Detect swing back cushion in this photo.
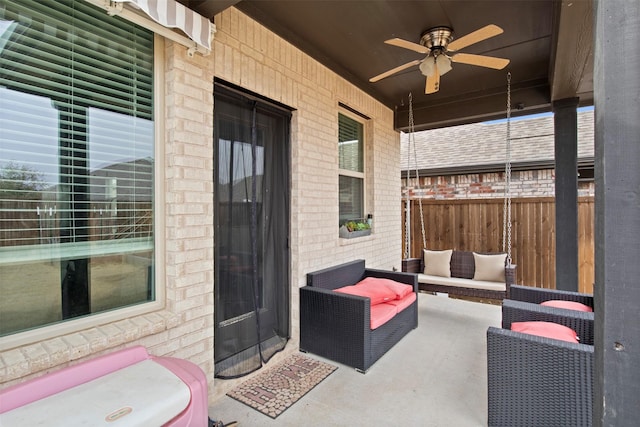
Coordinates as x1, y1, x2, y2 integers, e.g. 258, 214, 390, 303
473, 253, 507, 282
423, 249, 453, 277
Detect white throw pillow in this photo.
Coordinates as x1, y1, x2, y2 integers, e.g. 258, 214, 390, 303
423, 249, 453, 278
473, 252, 507, 282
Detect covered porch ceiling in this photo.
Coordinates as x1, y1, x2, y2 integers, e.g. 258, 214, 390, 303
180, 0, 593, 132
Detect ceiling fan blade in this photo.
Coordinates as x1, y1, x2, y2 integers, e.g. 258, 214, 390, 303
385, 38, 430, 54
369, 59, 421, 83
447, 24, 504, 52
425, 69, 440, 94
451, 53, 510, 69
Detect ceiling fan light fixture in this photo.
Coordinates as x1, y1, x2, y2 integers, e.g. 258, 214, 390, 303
436, 54, 452, 75
419, 57, 436, 77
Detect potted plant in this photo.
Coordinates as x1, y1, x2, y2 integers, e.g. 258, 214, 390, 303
339, 219, 371, 238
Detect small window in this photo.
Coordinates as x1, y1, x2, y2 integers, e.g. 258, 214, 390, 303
338, 113, 365, 225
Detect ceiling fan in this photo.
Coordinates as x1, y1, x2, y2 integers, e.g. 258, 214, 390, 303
370, 24, 510, 94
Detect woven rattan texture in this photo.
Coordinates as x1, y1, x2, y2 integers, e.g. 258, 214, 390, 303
450, 250, 475, 279
301, 260, 418, 372
487, 327, 593, 426
510, 284, 594, 307
502, 299, 595, 344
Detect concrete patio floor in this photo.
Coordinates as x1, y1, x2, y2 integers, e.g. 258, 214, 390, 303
208, 293, 501, 426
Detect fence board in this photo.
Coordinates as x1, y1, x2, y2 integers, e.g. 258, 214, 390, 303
402, 197, 594, 293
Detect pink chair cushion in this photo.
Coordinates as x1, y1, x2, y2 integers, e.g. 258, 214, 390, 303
540, 300, 593, 312
511, 321, 579, 343
370, 303, 398, 329
356, 277, 413, 299
335, 283, 396, 306
384, 292, 417, 313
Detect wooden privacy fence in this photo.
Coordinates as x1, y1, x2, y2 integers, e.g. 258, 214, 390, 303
402, 197, 595, 294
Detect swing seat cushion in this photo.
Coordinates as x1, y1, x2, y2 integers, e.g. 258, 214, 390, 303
417, 274, 507, 292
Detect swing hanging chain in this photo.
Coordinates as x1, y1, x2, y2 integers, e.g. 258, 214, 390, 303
502, 72, 513, 265
404, 93, 413, 259
408, 93, 427, 253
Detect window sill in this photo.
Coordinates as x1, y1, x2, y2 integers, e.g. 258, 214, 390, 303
0, 310, 179, 385
339, 229, 371, 239
339, 232, 374, 246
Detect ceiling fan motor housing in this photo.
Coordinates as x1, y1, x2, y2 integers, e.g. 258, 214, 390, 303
420, 26, 453, 51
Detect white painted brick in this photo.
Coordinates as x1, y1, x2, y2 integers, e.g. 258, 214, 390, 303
40, 338, 72, 367
1, 348, 29, 381
80, 328, 109, 352
61, 334, 91, 361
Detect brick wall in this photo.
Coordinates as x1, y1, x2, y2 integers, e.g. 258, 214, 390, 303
0, 6, 401, 404
403, 169, 595, 199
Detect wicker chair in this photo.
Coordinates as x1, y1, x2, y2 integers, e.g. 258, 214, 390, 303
510, 284, 594, 309
300, 260, 418, 373
487, 299, 594, 427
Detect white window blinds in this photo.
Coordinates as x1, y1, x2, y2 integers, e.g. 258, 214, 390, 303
0, 0, 154, 260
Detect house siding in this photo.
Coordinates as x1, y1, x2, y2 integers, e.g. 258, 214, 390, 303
0, 6, 400, 403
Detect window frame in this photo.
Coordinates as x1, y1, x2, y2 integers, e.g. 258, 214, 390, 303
0, 29, 165, 351
338, 109, 367, 227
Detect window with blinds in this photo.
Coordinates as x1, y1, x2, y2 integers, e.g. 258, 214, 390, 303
338, 112, 365, 224
0, 0, 155, 336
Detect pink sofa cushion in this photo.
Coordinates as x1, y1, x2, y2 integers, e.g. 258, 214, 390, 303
385, 292, 417, 313
356, 277, 413, 299
541, 300, 593, 312
370, 303, 398, 329
511, 321, 579, 343
335, 282, 396, 306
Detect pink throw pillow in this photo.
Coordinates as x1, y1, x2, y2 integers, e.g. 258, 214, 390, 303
540, 300, 593, 312
385, 292, 417, 313
511, 321, 579, 343
356, 277, 413, 299
335, 283, 396, 306
370, 303, 397, 329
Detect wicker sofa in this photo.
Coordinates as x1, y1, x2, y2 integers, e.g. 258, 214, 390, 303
300, 259, 418, 373
402, 250, 516, 301
487, 298, 594, 426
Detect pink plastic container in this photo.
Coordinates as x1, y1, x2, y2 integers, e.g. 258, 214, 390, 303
0, 346, 208, 427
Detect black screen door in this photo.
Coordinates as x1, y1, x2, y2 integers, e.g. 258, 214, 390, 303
213, 84, 290, 378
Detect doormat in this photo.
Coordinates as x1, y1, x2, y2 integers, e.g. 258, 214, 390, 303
226, 353, 337, 419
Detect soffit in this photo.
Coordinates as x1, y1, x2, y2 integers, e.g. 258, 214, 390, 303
179, 0, 594, 132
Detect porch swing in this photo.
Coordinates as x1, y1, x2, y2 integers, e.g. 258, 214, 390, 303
401, 74, 517, 301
